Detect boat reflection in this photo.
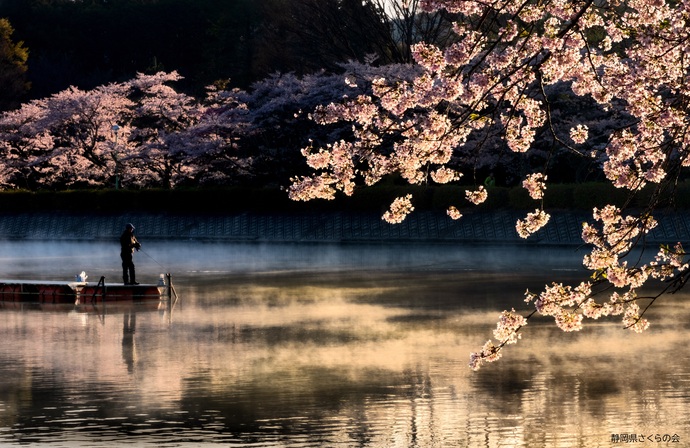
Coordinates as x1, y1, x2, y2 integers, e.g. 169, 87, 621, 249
0, 298, 167, 314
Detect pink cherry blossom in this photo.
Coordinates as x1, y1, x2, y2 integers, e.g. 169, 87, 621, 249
446, 206, 462, 220
515, 209, 550, 238
465, 186, 487, 205
493, 309, 527, 344
569, 124, 589, 144
522, 173, 547, 200
382, 194, 415, 224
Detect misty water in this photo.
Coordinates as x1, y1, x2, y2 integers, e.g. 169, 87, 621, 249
0, 240, 687, 447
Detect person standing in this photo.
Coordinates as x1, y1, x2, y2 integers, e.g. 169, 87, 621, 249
120, 223, 141, 285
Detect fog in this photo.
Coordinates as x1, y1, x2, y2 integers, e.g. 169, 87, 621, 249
0, 240, 588, 282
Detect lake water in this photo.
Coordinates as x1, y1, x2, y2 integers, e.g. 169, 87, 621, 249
0, 240, 687, 447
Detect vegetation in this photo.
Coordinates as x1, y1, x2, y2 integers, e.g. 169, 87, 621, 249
0, 17, 29, 111
1, 181, 688, 214
0, 0, 454, 99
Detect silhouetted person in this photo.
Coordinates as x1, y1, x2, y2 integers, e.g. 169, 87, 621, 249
120, 223, 141, 285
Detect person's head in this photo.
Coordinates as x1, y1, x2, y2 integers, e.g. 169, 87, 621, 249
125, 223, 135, 232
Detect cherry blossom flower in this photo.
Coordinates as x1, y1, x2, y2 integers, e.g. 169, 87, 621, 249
382, 194, 415, 224
493, 309, 527, 344
446, 206, 462, 220
569, 124, 589, 144
623, 303, 650, 333
288, 174, 337, 201
555, 311, 584, 332
650, 243, 689, 280
522, 173, 547, 200
515, 209, 550, 238
465, 186, 487, 205
430, 166, 460, 184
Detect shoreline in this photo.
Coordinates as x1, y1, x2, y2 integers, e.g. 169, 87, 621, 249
0, 210, 687, 246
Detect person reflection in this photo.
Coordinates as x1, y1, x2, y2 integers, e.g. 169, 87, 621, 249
122, 309, 137, 374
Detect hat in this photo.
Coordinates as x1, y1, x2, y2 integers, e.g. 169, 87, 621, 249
125, 223, 135, 230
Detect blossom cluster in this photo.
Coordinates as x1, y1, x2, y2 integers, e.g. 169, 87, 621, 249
470, 309, 527, 371
382, 194, 415, 224
569, 124, 589, 145
522, 173, 547, 200
515, 209, 550, 238
446, 206, 462, 220
465, 186, 487, 205
582, 205, 658, 289
650, 243, 689, 281
471, 204, 690, 370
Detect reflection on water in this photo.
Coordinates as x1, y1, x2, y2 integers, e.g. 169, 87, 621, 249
0, 241, 686, 447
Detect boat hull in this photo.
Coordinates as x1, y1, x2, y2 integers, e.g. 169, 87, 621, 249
0, 280, 165, 304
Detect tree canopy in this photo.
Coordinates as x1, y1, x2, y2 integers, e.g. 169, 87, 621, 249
0, 0, 452, 99
0, 64, 421, 190
0, 17, 29, 111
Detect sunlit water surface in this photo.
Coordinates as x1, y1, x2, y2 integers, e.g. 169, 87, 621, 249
0, 241, 687, 447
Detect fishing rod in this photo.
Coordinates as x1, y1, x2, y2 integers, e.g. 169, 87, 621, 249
138, 247, 166, 271
138, 247, 180, 305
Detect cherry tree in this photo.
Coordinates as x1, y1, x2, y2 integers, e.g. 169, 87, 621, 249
0, 82, 133, 188
126, 71, 254, 187
237, 62, 423, 185
0, 71, 254, 189
288, 0, 690, 370
127, 71, 204, 188
0, 100, 51, 188
174, 84, 254, 186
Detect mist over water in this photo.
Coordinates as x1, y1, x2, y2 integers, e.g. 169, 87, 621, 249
0, 239, 586, 280
0, 240, 686, 447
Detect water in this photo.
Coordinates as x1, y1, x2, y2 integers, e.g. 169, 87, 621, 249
0, 241, 686, 447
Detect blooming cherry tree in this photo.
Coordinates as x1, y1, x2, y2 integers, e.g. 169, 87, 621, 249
127, 71, 199, 188
0, 71, 254, 189
289, 0, 690, 369
0, 82, 133, 188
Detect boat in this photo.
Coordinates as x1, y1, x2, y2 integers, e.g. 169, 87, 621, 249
0, 274, 175, 305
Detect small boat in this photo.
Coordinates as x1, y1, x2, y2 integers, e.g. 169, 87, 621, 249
0, 274, 174, 305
